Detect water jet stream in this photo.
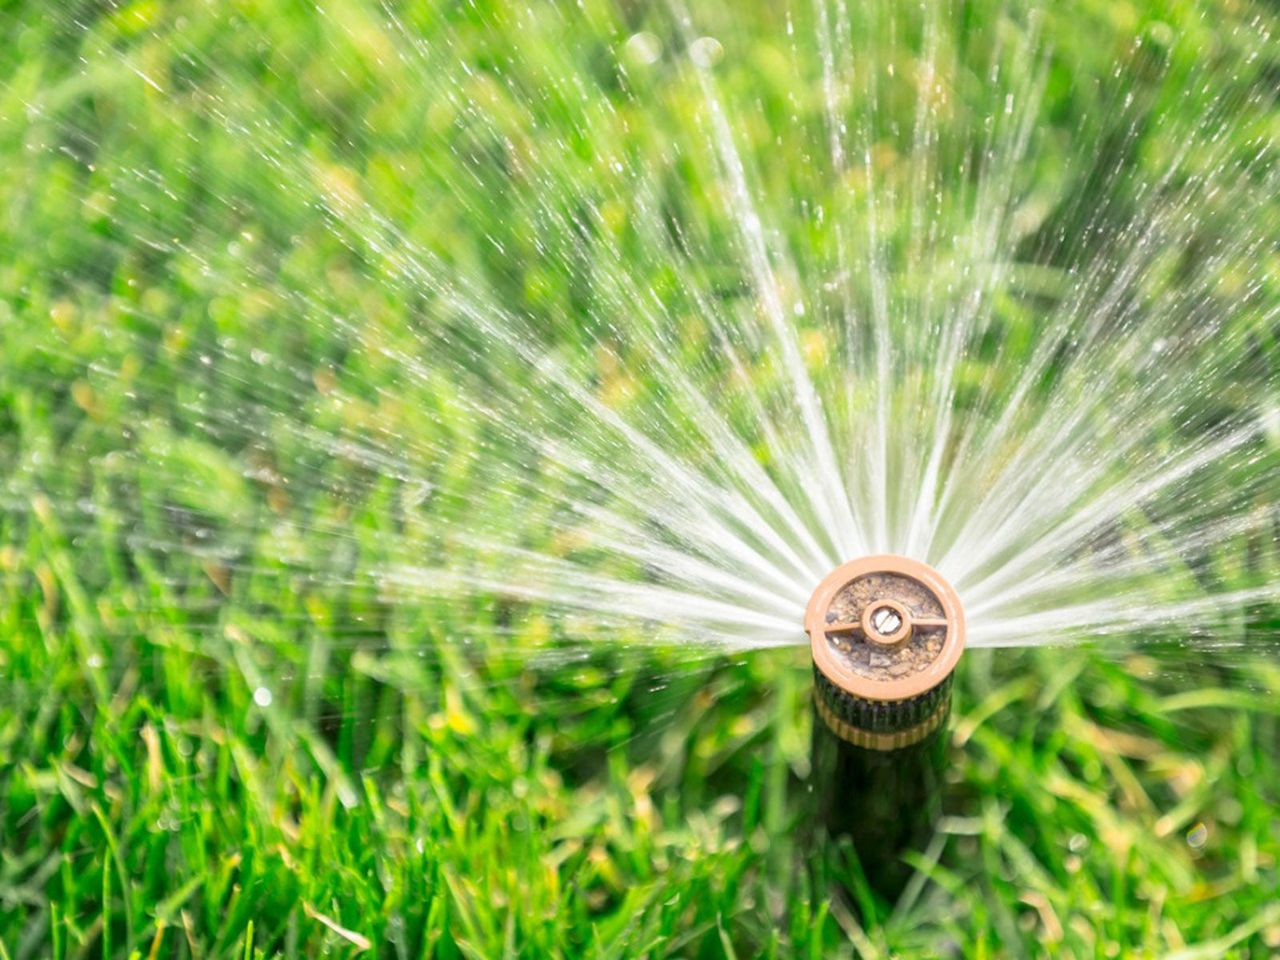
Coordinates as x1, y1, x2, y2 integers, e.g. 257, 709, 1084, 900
3, 0, 1276, 664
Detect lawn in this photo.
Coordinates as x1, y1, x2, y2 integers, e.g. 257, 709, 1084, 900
1, 0, 1278, 957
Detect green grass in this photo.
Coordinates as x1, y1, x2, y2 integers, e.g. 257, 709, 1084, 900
2, 0, 1279, 956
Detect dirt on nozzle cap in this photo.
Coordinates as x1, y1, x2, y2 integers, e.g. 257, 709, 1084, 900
805, 554, 965, 703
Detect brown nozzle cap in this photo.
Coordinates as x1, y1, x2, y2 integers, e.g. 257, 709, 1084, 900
805, 554, 965, 702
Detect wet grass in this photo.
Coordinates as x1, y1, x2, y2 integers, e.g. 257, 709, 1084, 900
2, 0, 1279, 957
3, 562, 1278, 957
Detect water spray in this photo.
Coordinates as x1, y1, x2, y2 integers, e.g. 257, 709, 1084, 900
804, 555, 964, 895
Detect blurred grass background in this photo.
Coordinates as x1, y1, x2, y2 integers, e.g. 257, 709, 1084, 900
2, 0, 1279, 957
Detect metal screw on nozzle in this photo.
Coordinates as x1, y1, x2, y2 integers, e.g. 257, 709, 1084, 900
871, 605, 901, 636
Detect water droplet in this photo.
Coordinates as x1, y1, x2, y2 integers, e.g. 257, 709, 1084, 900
253, 686, 273, 707
689, 36, 723, 68
624, 32, 661, 66
1186, 822, 1208, 848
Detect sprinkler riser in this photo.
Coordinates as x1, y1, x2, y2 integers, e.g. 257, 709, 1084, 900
804, 555, 963, 899
809, 698, 948, 898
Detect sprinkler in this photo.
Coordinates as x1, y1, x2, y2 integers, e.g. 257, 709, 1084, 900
804, 555, 964, 897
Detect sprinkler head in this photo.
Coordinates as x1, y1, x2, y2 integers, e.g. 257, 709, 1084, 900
805, 555, 964, 749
